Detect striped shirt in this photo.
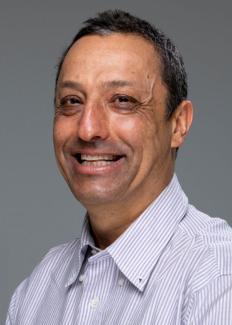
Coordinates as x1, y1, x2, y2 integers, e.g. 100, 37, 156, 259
6, 175, 232, 324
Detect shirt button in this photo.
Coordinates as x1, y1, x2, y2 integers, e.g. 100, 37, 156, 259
89, 297, 100, 308
79, 274, 86, 283
118, 278, 124, 286
91, 249, 98, 255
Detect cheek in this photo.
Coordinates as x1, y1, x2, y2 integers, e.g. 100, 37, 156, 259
53, 124, 63, 152
53, 120, 73, 178
53, 118, 74, 148
53, 125, 70, 166
110, 114, 160, 166
115, 120, 145, 163
111, 114, 149, 145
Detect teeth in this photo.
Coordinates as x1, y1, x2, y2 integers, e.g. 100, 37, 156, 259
82, 161, 114, 166
81, 154, 116, 161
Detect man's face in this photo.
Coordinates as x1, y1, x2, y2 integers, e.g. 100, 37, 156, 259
54, 33, 176, 207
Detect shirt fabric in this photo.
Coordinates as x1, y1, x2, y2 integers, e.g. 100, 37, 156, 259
6, 175, 232, 324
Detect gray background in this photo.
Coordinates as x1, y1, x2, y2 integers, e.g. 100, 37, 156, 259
1, 0, 231, 322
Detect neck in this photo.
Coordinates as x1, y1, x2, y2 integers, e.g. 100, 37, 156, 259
86, 171, 174, 249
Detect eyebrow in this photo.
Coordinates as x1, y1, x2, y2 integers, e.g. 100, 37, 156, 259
58, 80, 83, 90
101, 80, 135, 89
58, 79, 135, 91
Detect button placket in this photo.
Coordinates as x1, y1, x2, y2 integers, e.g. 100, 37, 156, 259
89, 296, 100, 309
118, 278, 124, 287
79, 274, 86, 283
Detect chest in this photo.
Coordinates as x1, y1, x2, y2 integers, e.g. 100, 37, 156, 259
40, 257, 188, 324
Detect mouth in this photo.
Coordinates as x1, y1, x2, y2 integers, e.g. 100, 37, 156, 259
74, 153, 124, 167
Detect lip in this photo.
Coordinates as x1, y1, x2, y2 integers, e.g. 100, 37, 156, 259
70, 148, 124, 156
69, 153, 126, 175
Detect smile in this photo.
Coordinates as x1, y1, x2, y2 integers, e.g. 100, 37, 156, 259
76, 154, 122, 165
70, 153, 125, 175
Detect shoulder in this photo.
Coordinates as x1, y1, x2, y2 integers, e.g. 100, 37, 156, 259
28, 238, 81, 282
178, 206, 232, 324
7, 239, 81, 323
178, 205, 232, 289
38, 238, 81, 269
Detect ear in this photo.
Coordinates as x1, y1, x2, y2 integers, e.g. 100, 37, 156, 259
170, 100, 193, 149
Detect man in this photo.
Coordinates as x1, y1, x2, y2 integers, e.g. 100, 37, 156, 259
6, 9, 232, 324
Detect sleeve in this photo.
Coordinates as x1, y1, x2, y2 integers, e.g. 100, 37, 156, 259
5, 308, 13, 325
5, 291, 17, 325
187, 275, 232, 325
5, 279, 27, 325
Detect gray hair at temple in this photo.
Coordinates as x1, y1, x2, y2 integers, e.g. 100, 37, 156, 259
55, 9, 188, 118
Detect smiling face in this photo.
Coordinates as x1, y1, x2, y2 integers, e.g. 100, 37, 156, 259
54, 33, 178, 209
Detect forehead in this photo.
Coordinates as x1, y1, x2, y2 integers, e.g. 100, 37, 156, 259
59, 33, 162, 86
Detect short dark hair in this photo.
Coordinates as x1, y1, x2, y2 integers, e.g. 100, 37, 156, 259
55, 9, 188, 118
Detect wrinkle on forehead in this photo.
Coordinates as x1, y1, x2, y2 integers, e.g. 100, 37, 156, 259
60, 34, 161, 85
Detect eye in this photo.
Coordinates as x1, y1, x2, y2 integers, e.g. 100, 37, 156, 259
59, 96, 82, 108
111, 94, 139, 112
56, 95, 83, 115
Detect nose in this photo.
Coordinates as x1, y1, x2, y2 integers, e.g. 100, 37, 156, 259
77, 103, 110, 142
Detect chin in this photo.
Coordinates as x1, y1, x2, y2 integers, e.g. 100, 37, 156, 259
71, 185, 124, 207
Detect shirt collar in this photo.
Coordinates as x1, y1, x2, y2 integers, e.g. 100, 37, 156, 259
65, 174, 188, 290
64, 217, 95, 287
107, 174, 188, 291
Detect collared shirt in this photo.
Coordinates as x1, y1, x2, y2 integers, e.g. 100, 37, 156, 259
6, 175, 232, 324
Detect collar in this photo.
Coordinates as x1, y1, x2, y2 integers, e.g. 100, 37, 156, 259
107, 174, 188, 291
65, 174, 188, 290
64, 218, 96, 287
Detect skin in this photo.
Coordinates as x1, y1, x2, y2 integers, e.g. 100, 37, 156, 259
54, 33, 193, 249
